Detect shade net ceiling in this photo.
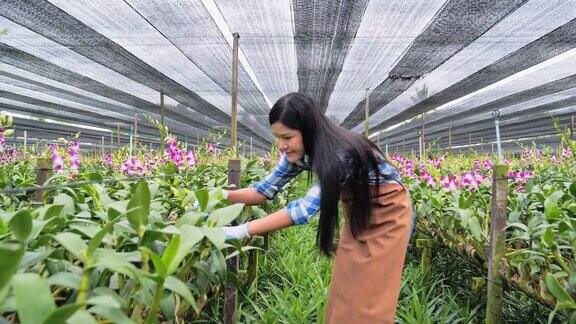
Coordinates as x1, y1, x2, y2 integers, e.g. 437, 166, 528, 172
1, 0, 575, 153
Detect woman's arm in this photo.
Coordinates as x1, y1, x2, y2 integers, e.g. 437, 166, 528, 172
247, 208, 293, 236
226, 187, 268, 205
224, 208, 293, 239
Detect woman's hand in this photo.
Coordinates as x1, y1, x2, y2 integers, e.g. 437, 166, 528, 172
223, 223, 250, 240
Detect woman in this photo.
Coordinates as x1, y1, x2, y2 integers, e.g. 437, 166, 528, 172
222, 93, 413, 323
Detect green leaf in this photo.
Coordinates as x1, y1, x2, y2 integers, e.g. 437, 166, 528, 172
203, 227, 225, 249
555, 300, 576, 311
544, 191, 564, 220
194, 189, 209, 211
467, 217, 483, 241
47, 272, 82, 290
177, 210, 204, 226
161, 235, 180, 273
164, 276, 198, 314
55, 232, 88, 262
9, 209, 32, 242
93, 250, 138, 278
542, 227, 555, 248
86, 215, 122, 260
569, 182, 576, 199
165, 226, 203, 275
41, 205, 64, 220
546, 272, 575, 304
53, 193, 75, 216
210, 248, 227, 283
0, 241, 24, 289
142, 247, 167, 278
12, 273, 56, 324
43, 304, 83, 324
208, 203, 245, 226
65, 310, 98, 324
86, 295, 122, 309
88, 305, 131, 324
126, 180, 151, 230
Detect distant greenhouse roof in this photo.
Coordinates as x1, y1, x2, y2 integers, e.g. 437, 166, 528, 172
0, 0, 575, 153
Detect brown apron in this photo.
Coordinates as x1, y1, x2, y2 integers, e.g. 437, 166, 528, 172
324, 183, 412, 324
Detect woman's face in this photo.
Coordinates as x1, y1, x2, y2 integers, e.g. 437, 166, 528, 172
271, 122, 305, 163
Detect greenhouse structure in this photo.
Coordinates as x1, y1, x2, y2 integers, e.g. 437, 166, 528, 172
0, 0, 575, 323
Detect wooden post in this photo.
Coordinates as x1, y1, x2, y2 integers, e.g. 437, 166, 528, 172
230, 33, 240, 157
23, 131, 27, 151
481, 137, 484, 152
250, 137, 253, 156
224, 159, 241, 324
35, 158, 52, 203
160, 93, 165, 151
224, 32, 241, 324
486, 165, 508, 324
101, 136, 105, 156
110, 131, 114, 152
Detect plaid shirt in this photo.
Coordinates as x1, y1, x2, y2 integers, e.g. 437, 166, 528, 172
250, 152, 403, 225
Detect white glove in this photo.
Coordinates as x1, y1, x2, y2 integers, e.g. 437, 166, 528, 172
224, 223, 250, 240
222, 189, 229, 200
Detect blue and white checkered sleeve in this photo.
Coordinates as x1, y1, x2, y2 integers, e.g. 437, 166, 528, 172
250, 154, 303, 199
285, 182, 321, 225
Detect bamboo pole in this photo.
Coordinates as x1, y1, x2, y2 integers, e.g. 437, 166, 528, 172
486, 165, 508, 324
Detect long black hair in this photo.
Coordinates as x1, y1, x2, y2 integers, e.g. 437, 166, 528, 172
269, 92, 387, 255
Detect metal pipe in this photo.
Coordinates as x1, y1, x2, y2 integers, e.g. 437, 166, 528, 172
493, 109, 503, 162
364, 88, 370, 137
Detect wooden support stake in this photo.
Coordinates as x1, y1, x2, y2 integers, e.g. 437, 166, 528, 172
224, 159, 241, 324
486, 165, 508, 324
571, 115, 575, 139
35, 158, 52, 203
